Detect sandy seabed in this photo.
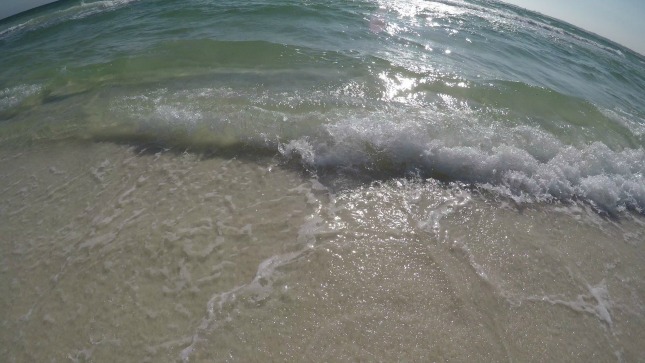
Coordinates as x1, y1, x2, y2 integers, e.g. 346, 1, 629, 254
1, 141, 644, 362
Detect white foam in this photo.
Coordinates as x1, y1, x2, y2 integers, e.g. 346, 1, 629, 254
179, 250, 305, 362
108, 85, 644, 214
525, 280, 614, 327
279, 138, 316, 166
0, 84, 42, 111
280, 110, 645, 213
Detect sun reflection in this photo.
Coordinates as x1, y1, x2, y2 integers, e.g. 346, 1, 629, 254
379, 72, 418, 101
377, 0, 467, 19
371, 0, 468, 37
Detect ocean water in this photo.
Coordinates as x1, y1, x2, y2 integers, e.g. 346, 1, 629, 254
1, 0, 644, 361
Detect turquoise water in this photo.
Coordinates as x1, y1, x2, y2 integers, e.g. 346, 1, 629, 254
1, 1, 645, 361
2, 0, 644, 212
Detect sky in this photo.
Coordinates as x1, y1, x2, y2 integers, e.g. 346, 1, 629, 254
0, 0, 644, 55
502, 0, 645, 55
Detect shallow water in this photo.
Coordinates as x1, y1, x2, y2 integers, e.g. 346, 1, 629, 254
2, 141, 644, 361
1, 0, 645, 361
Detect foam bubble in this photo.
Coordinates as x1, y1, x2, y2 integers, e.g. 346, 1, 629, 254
282, 111, 645, 213
0, 84, 42, 112
103, 83, 644, 215
524, 280, 614, 327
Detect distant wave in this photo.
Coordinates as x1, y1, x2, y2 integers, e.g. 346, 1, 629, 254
0, 0, 59, 21
0, 0, 138, 39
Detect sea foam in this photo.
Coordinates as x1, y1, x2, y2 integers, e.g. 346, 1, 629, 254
282, 111, 645, 213
103, 83, 645, 214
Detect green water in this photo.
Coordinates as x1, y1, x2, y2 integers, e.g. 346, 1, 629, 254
1, 0, 645, 361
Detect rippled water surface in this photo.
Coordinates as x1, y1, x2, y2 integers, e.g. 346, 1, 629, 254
1, 0, 644, 361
